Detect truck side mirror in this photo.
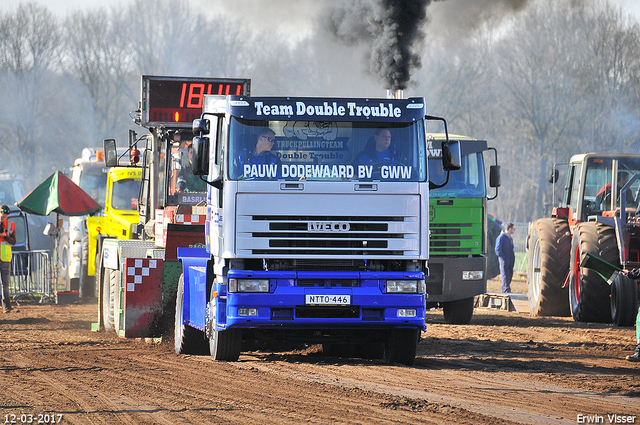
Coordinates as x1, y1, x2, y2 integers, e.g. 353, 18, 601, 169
442, 141, 461, 171
489, 165, 501, 188
548, 168, 559, 183
191, 136, 209, 176
193, 118, 210, 135
104, 139, 118, 167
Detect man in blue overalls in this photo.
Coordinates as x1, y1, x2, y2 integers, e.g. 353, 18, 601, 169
495, 223, 516, 293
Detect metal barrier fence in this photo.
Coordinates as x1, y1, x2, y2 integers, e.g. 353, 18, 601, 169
8, 250, 56, 302
513, 222, 531, 271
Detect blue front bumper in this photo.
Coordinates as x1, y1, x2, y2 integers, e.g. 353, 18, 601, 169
219, 270, 426, 331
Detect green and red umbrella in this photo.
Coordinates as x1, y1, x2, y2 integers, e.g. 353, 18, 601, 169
17, 171, 100, 216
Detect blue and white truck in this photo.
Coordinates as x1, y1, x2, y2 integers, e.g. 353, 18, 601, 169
174, 94, 459, 365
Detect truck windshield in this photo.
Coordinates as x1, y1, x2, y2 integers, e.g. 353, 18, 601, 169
78, 170, 107, 207
227, 117, 427, 182
583, 157, 640, 213
112, 179, 140, 210
428, 153, 487, 198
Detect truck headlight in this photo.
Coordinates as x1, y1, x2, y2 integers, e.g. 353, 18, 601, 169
387, 280, 424, 294
229, 278, 270, 293
462, 271, 483, 280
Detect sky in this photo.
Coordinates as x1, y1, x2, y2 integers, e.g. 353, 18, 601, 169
3, 0, 640, 27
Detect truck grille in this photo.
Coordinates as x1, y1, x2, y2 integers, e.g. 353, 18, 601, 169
246, 215, 408, 256
236, 193, 421, 258
430, 223, 481, 255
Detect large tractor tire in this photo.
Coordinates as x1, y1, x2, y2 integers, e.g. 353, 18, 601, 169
611, 273, 638, 327
527, 218, 571, 316
207, 285, 241, 361
174, 274, 209, 355
442, 297, 475, 324
569, 222, 616, 323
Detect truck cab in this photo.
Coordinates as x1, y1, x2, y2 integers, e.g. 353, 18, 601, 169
86, 167, 142, 294
175, 95, 459, 365
426, 134, 500, 324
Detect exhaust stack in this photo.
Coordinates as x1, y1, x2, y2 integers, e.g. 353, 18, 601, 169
387, 89, 404, 100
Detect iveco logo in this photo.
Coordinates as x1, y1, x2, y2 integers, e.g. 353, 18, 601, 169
308, 222, 350, 232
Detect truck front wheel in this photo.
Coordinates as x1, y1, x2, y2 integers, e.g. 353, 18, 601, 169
208, 285, 241, 361
569, 222, 616, 323
611, 273, 638, 327
442, 297, 475, 324
527, 218, 571, 316
384, 328, 419, 366
174, 274, 209, 355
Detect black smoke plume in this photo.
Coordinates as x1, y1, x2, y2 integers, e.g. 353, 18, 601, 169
327, 0, 431, 90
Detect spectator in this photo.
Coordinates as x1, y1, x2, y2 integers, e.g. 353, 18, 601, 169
625, 269, 640, 362
0, 205, 16, 313
495, 222, 516, 293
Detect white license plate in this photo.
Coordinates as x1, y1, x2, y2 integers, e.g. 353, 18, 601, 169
305, 294, 351, 305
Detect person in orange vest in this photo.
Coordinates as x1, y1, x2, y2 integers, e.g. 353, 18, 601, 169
0, 205, 16, 313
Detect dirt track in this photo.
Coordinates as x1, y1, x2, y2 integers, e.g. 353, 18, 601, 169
1, 300, 639, 424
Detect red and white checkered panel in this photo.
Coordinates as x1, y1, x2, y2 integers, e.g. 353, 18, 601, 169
123, 258, 163, 338
125, 258, 160, 291
176, 214, 206, 225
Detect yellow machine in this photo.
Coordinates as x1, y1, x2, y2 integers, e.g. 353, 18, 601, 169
86, 167, 142, 278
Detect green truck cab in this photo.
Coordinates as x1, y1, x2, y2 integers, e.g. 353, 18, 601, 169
86, 167, 142, 278
426, 134, 500, 324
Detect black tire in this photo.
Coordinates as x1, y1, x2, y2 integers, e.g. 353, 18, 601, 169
569, 222, 616, 323
102, 268, 115, 331
527, 218, 571, 316
174, 274, 209, 355
384, 328, 419, 366
79, 235, 94, 299
611, 273, 638, 327
442, 297, 475, 324
208, 284, 241, 361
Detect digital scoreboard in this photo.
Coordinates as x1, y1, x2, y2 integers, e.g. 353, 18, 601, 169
140, 75, 251, 127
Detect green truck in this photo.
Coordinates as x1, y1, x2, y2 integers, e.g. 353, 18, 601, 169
426, 134, 500, 324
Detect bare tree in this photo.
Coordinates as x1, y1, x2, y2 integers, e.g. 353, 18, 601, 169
62, 7, 137, 140
0, 2, 64, 185
123, 0, 203, 75
491, 1, 602, 220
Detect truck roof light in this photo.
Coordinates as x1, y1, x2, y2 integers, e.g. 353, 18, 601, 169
130, 149, 140, 165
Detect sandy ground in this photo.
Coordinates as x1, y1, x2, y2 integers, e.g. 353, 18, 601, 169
2, 286, 639, 425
